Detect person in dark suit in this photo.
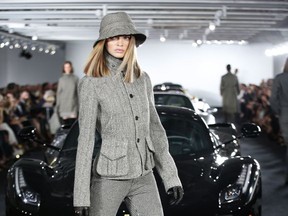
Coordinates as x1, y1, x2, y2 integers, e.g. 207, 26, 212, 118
220, 64, 240, 123
270, 57, 288, 185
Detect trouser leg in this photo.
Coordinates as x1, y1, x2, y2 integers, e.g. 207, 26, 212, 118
89, 177, 130, 216
124, 172, 164, 216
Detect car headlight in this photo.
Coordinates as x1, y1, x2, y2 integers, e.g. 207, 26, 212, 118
219, 164, 252, 205
15, 167, 40, 208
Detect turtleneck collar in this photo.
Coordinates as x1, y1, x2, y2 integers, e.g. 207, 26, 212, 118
105, 51, 123, 76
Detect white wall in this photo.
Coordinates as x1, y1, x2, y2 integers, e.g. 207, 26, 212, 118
273, 55, 288, 76
0, 48, 8, 88
66, 40, 273, 107
0, 47, 65, 88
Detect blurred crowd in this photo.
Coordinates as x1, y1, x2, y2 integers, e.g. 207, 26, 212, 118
238, 79, 283, 144
0, 82, 57, 168
0, 77, 285, 169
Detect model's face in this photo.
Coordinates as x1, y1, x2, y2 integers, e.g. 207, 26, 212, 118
105, 35, 131, 59
64, 63, 72, 74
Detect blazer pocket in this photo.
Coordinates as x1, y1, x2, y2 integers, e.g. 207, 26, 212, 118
145, 136, 155, 170
96, 140, 129, 177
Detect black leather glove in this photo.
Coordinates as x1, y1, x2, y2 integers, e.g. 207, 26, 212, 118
167, 186, 184, 205
74, 207, 89, 216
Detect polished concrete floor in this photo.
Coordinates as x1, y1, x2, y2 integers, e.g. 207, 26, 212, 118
0, 113, 288, 216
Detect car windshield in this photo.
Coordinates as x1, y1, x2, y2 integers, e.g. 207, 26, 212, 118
159, 114, 213, 156
154, 94, 194, 110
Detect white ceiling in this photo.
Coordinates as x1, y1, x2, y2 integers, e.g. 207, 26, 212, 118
0, 0, 288, 45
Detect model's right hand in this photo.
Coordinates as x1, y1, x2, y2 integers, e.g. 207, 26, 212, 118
74, 207, 89, 216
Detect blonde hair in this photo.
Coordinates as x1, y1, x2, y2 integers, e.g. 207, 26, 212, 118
84, 36, 142, 83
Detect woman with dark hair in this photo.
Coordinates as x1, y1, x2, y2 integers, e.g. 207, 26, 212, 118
73, 12, 183, 216
55, 61, 79, 121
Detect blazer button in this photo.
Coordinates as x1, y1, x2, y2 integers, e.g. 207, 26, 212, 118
137, 138, 140, 143
129, 94, 134, 98
135, 116, 139, 120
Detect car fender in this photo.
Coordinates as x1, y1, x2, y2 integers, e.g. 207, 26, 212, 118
6, 158, 54, 214
216, 156, 261, 213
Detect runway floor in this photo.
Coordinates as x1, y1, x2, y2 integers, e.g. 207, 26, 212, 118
0, 114, 288, 216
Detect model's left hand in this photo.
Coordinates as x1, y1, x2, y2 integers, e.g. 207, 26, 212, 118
74, 207, 89, 216
167, 186, 184, 205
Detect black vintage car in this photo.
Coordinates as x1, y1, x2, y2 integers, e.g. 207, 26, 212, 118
6, 106, 262, 216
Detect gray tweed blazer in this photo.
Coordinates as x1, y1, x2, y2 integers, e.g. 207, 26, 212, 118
73, 54, 182, 207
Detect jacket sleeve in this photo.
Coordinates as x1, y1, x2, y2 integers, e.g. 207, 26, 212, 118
73, 76, 98, 207
144, 72, 182, 192
55, 77, 63, 110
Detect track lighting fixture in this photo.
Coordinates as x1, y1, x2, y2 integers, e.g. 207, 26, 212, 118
0, 30, 59, 55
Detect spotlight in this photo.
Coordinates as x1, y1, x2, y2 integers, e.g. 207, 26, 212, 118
14, 43, 21, 48
192, 41, 198, 47
196, 39, 202, 45
32, 35, 38, 40
209, 22, 216, 31
160, 35, 166, 42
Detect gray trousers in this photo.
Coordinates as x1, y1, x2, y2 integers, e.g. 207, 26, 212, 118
89, 172, 164, 216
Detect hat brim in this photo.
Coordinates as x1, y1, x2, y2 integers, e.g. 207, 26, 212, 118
93, 32, 146, 48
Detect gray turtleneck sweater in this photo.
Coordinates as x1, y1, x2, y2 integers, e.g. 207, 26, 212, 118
73, 54, 182, 207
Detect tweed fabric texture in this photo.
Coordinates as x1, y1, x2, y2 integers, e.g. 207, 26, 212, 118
73, 54, 182, 207
56, 73, 79, 117
89, 172, 163, 216
93, 12, 146, 47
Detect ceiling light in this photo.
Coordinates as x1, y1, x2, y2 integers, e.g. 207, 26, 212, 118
192, 41, 198, 47
32, 35, 38, 40
0, 31, 60, 55
160, 35, 166, 42
14, 43, 21, 48
196, 39, 202, 45
50, 50, 56, 55
209, 22, 216, 31
265, 42, 288, 56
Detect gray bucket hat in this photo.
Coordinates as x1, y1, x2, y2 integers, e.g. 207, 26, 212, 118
93, 12, 146, 47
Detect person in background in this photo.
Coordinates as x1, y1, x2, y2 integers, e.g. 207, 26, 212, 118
73, 12, 183, 216
55, 61, 79, 122
220, 64, 240, 123
270, 57, 288, 185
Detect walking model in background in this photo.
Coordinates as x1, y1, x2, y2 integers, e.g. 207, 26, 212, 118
270, 57, 288, 185
73, 12, 183, 216
56, 61, 79, 121
220, 64, 240, 123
